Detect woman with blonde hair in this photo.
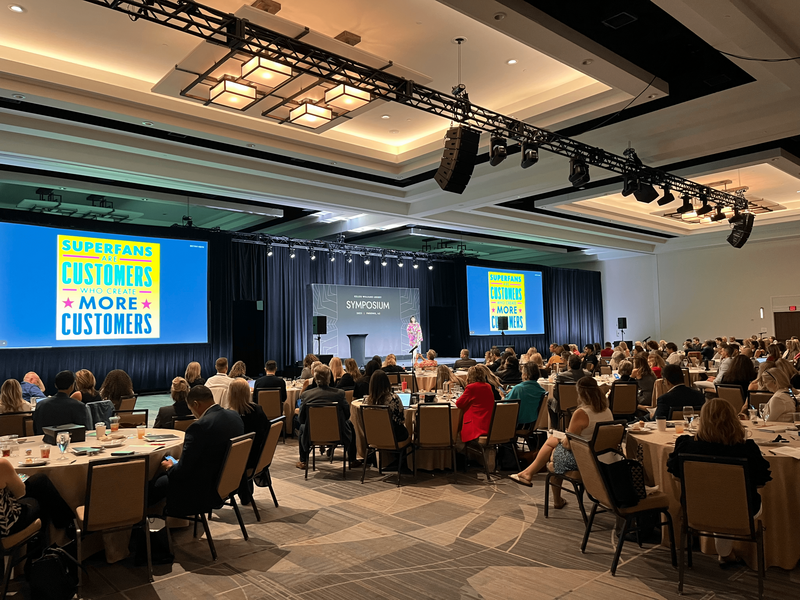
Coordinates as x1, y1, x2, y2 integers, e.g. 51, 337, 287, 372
381, 353, 405, 373
154, 377, 192, 429
647, 352, 666, 379
436, 365, 462, 391
667, 399, 771, 564
99, 369, 134, 410
511, 377, 613, 502
475, 364, 505, 399
0, 380, 32, 414
229, 360, 249, 380
329, 357, 345, 385
228, 379, 268, 504
336, 358, 360, 390
618, 341, 630, 358
73, 369, 101, 404
184, 361, 205, 388
20, 372, 46, 402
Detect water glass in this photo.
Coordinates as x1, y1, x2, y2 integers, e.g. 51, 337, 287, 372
682, 406, 695, 424
0, 444, 10, 458
56, 432, 70, 461
759, 403, 769, 422
749, 408, 759, 423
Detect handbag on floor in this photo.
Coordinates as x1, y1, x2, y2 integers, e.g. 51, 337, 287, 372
596, 450, 647, 509
27, 545, 80, 600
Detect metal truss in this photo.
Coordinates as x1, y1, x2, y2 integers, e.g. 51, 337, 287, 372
83, 0, 746, 210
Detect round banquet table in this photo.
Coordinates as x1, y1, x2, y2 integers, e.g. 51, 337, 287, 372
625, 421, 800, 570
400, 371, 437, 392
351, 398, 461, 470
16, 428, 184, 563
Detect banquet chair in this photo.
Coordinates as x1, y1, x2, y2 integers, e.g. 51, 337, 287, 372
569, 428, 677, 576
676, 454, 765, 598
386, 373, 400, 385
115, 408, 149, 428
748, 391, 772, 412
0, 412, 33, 438
75, 456, 151, 585
670, 409, 688, 420
244, 417, 284, 521
414, 403, 457, 483
609, 383, 638, 420
163, 433, 255, 561
257, 389, 285, 443
556, 383, 579, 430
118, 396, 137, 412
360, 405, 415, 486
600, 365, 612, 375
469, 399, 520, 480
345, 390, 355, 404
306, 404, 346, 480
681, 368, 692, 388
0, 518, 41, 599
173, 415, 196, 431
716, 384, 745, 415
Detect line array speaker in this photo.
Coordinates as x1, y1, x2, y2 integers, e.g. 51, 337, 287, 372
727, 213, 755, 248
434, 126, 480, 194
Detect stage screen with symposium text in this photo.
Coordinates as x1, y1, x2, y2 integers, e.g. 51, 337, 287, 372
466, 265, 545, 335
311, 284, 420, 358
0, 222, 208, 349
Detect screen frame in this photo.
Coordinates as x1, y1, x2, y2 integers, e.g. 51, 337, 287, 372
465, 264, 545, 336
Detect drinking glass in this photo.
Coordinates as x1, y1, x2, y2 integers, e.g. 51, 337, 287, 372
95, 422, 106, 438
56, 432, 70, 461
0, 444, 10, 458
137, 425, 146, 439
110, 416, 120, 432
39, 445, 50, 459
674, 420, 686, 434
759, 403, 769, 422
748, 408, 758, 423
682, 406, 695, 425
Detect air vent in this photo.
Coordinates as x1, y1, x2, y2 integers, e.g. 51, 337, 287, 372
602, 12, 638, 29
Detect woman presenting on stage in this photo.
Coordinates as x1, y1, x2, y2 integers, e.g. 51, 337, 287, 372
407, 315, 423, 354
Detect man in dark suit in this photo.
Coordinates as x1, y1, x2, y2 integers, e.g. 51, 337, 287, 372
33, 370, 92, 434
149, 385, 244, 515
296, 365, 360, 470
454, 349, 477, 370
653, 364, 705, 420
252, 360, 287, 404
487, 349, 502, 372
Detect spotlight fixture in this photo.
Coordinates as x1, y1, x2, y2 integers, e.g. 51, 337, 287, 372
397, 258, 404, 267
675, 194, 694, 214
489, 135, 507, 167
209, 78, 257, 109
381, 254, 388, 267
266, 243, 273, 256
330, 254, 335, 262
346, 252, 352, 263
413, 258, 419, 269
288, 102, 332, 128
621, 173, 639, 197
289, 245, 296, 259
241, 56, 293, 86
364, 256, 371, 265
310, 249, 316, 260
520, 141, 539, 169
324, 84, 371, 110
568, 157, 590, 187
428, 263, 434, 271
696, 194, 713, 216
710, 207, 726, 222
657, 186, 675, 206
634, 183, 659, 204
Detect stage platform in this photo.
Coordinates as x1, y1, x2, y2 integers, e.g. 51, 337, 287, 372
395, 356, 459, 367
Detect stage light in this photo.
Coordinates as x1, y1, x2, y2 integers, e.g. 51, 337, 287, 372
676, 194, 694, 214
696, 194, 713, 216
657, 186, 675, 206
209, 79, 257, 109
568, 157, 590, 187
381, 254, 388, 267
324, 84, 371, 110
346, 252, 352, 263
397, 258, 404, 267
413, 259, 419, 269
520, 141, 538, 169
289, 245, 296, 259
288, 102, 332, 128
634, 184, 659, 203
621, 173, 638, 197
310, 249, 316, 260
364, 256, 370, 265
241, 56, 293, 86
710, 207, 726, 222
428, 263, 434, 271
489, 135, 507, 167
330, 254, 335, 262
266, 243, 273, 256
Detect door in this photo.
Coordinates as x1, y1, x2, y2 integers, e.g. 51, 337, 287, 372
774, 312, 800, 340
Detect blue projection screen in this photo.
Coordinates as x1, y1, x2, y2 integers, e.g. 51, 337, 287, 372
466, 265, 545, 335
0, 222, 208, 349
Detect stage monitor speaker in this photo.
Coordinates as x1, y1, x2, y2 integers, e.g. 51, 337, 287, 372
497, 316, 509, 331
617, 317, 627, 330
727, 213, 755, 248
434, 126, 480, 194
313, 315, 327, 335
317, 354, 333, 365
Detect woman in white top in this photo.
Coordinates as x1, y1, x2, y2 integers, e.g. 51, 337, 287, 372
510, 377, 613, 507
0, 380, 32, 414
762, 368, 797, 422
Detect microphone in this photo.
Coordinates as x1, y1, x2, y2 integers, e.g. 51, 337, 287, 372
642, 336, 651, 343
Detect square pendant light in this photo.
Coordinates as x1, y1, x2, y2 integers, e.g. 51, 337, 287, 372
324, 84, 371, 110
289, 102, 332, 128
209, 79, 257, 109
241, 56, 293, 86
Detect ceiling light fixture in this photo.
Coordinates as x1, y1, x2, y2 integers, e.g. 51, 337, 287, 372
209, 78, 257, 109
634, 182, 659, 203
413, 258, 419, 269
8, 5, 25, 13
346, 252, 352, 263
428, 263, 434, 271
489, 134, 507, 166
696, 193, 713, 216
710, 207, 727, 222
288, 102, 332, 128
289, 244, 296, 259
520, 141, 539, 169
676, 194, 694, 214
266, 243, 273, 256
397, 258, 404, 268
657, 186, 675, 206
381, 114, 390, 119
310, 249, 316, 260
506, 59, 517, 65
142, 121, 154, 126
381, 254, 388, 267
568, 157, 590, 187
364, 256, 371, 265
324, 84, 371, 110
330, 253, 335, 262
241, 56, 293, 86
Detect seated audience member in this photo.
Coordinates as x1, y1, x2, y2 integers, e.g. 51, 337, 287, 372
99, 369, 135, 410
594, 343, 603, 356
436, 365, 462, 391
494, 351, 512, 376
228, 379, 269, 504
487, 348, 502, 371
206, 357, 233, 406
692, 337, 703, 351
476, 364, 505, 400
154, 377, 192, 429
631, 356, 657, 407
328, 357, 345, 386
617, 360, 634, 382
557, 355, 591, 387
455, 367, 496, 449
546, 346, 565, 368
600, 342, 614, 358
511, 377, 613, 503
229, 361, 250, 380
618, 341, 631, 358
299, 354, 319, 380
653, 364, 705, 420
648, 352, 666, 379
296, 365, 360, 470
454, 349, 477, 370
366, 370, 408, 442
252, 360, 287, 404
415, 350, 438, 370
701, 340, 716, 362
354, 359, 381, 399
666, 399, 771, 565
610, 349, 626, 370
33, 370, 93, 434
716, 355, 756, 401
665, 342, 682, 365
505, 363, 546, 428
300, 361, 322, 395
381, 354, 406, 374
762, 368, 797, 422
149, 385, 244, 514
582, 345, 599, 372
646, 340, 660, 354
72, 369, 102, 404
185, 361, 205, 388
336, 358, 360, 390
499, 356, 523, 386
772, 357, 799, 388
0, 380, 32, 414
518, 347, 533, 366
20, 372, 46, 403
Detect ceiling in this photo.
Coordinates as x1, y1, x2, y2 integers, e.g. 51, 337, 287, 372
1, 0, 800, 266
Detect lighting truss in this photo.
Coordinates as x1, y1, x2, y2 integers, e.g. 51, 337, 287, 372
81, 0, 746, 211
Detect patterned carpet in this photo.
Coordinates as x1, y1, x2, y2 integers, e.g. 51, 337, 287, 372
36, 438, 800, 599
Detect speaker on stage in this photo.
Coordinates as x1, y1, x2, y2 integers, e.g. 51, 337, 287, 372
313, 315, 327, 335
497, 316, 509, 331
433, 126, 480, 194
617, 317, 627, 330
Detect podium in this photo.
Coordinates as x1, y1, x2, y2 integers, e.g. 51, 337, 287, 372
346, 333, 368, 367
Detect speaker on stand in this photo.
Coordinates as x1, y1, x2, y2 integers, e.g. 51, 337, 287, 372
312, 316, 327, 355
433, 126, 480, 194
498, 316, 509, 339
617, 317, 627, 342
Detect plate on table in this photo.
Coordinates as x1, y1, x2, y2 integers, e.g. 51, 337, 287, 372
756, 441, 788, 447
19, 459, 48, 467
627, 428, 654, 435
100, 440, 126, 449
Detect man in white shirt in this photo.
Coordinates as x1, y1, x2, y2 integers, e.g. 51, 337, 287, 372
205, 357, 232, 407
665, 342, 683, 365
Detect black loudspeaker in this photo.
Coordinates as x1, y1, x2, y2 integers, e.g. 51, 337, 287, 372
618, 317, 627, 329
497, 316, 509, 331
433, 126, 480, 194
727, 213, 755, 248
312, 315, 327, 335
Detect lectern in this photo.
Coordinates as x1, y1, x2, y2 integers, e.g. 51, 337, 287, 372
346, 333, 368, 367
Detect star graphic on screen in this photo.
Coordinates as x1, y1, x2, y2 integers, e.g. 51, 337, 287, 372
142, 300, 152, 309
63, 298, 73, 308
491, 307, 496, 313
